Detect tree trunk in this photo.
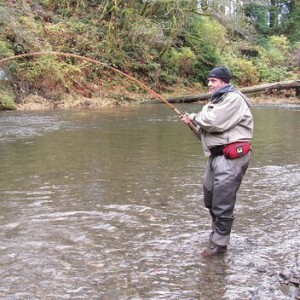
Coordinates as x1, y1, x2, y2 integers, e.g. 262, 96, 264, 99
165, 80, 300, 103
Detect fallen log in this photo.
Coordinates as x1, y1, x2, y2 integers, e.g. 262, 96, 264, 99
166, 80, 300, 103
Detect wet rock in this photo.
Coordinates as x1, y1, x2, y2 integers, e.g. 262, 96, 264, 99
249, 289, 260, 300
279, 254, 300, 299
256, 266, 267, 273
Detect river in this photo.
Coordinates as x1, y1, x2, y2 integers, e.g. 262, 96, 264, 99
0, 103, 299, 300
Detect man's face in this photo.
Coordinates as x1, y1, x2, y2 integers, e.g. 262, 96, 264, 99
207, 78, 227, 94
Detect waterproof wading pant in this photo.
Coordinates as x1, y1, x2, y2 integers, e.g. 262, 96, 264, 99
203, 153, 250, 246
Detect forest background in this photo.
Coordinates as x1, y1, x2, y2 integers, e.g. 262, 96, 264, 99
0, 0, 299, 110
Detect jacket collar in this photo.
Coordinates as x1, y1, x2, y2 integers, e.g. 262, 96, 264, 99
211, 84, 235, 103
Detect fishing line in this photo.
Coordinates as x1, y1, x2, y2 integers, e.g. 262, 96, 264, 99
0, 51, 200, 136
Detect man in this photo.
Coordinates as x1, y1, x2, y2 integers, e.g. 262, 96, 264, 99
182, 66, 253, 257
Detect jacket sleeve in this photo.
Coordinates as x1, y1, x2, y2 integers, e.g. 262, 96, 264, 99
195, 93, 246, 133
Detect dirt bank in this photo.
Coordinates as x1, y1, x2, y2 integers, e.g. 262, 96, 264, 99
15, 89, 300, 111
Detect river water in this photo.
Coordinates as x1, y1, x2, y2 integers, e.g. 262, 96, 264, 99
0, 103, 299, 300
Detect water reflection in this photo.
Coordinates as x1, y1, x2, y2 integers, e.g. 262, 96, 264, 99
0, 104, 299, 299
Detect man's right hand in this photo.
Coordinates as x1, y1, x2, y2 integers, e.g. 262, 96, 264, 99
181, 113, 196, 125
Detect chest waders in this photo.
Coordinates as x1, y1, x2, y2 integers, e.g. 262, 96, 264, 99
203, 153, 250, 246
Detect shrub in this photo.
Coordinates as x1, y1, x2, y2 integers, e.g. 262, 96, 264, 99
227, 58, 260, 86
171, 47, 196, 77
0, 40, 14, 58
0, 83, 16, 110
256, 62, 291, 82
20, 55, 81, 100
0, 95, 16, 110
254, 35, 292, 82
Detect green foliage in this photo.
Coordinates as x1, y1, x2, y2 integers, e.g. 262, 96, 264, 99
21, 55, 81, 100
281, 1, 300, 42
158, 71, 178, 85
168, 47, 196, 77
0, 5, 47, 53
0, 82, 16, 110
185, 16, 227, 53
184, 13, 227, 75
39, 0, 87, 16
0, 95, 16, 110
176, 47, 197, 77
193, 43, 220, 82
124, 16, 166, 59
225, 58, 260, 86
0, 0, 298, 105
27, 55, 79, 79
256, 62, 290, 82
269, 35, 291, 53
45, 21, 93, 53
0, 41, 14, 58
253, 35, 292, 82
223, 33, 294, 85
244, 1, 300, 44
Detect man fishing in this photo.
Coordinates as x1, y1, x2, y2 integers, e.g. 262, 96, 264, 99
182, 66, 254, 257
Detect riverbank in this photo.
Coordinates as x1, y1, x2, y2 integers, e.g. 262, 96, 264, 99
15, 85, 300, 111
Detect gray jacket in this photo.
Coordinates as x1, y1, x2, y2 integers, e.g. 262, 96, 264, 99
193, 86, 254, 156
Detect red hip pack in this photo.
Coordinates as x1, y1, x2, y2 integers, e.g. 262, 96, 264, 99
223, 142, 251, 159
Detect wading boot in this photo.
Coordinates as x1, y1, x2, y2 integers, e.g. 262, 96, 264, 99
201, 243, 227, 258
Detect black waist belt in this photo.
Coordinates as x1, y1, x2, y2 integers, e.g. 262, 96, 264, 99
210, 145, 224, 156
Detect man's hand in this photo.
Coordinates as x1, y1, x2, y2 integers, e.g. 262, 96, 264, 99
181, 113, 196, 125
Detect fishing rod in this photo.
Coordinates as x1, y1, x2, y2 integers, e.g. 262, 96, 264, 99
0, 51, 200, 137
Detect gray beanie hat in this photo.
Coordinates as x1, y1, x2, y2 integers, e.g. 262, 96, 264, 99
208, 67, 232, 83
